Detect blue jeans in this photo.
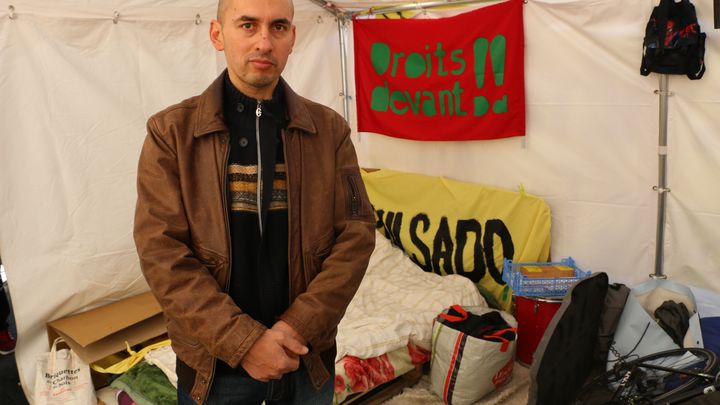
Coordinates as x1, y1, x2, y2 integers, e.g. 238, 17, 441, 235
178, 367, 334, 405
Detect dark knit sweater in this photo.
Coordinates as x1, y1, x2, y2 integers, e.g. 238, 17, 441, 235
215, 73, 290, 375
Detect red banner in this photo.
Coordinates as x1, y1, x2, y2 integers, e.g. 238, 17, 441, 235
353, 0, 525, 141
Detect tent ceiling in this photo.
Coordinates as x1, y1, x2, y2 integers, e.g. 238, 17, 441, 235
6, 0, 491, 19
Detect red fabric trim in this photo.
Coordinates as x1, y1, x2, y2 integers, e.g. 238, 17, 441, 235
443, 332, 465, 402
482, 327, 518, 353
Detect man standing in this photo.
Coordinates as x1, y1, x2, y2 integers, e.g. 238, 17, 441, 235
133, 0, 376, 403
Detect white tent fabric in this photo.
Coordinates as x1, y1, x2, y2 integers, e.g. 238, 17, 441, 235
0, 0, 718, 400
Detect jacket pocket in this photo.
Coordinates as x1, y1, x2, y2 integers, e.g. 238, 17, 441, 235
168, 319, 212, 379
167, 318, 200, 349
192, 245, 226, 278
303, 230, 334, 280
341, 170, 374, 221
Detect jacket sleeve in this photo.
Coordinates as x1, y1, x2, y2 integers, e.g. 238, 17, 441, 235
133, 117, 265, 368
279, 119, 376, 351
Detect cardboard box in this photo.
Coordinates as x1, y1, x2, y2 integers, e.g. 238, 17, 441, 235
47, 291, 167, 365
519, 265, 575, 279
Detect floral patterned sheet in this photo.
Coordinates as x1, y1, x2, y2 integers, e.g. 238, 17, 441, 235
334, 342, 430, 404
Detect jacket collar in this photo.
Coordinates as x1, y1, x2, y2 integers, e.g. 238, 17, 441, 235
193, 71, 317, 138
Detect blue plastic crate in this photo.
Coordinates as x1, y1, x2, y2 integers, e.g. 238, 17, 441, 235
502, 257, 591, 298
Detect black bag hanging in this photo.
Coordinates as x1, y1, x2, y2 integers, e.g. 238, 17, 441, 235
640, 0, 706, 80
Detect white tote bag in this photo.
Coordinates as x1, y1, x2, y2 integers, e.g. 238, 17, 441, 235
34, 337, 97, 405
430, 305, 517, 405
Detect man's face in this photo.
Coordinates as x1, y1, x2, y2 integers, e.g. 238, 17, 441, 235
210, 0, 296, 99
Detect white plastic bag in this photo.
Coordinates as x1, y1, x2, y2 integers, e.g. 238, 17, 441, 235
34, 337, 97, 405
430, 305, 517, 405
607, 278, 704, 370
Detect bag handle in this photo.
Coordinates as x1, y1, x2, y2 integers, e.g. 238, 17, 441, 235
47, 337, 66, 373
91, 339, 172, 374
438, 304, 468, 322
482, 328, 518, 353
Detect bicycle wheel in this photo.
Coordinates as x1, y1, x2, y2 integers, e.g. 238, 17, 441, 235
574, 347, 717, 405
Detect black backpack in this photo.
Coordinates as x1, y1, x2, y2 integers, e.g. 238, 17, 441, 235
640, 0, 706, 80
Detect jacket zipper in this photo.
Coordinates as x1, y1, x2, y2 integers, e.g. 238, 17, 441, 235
255, 100, 263, 237
347, 175, 360, 216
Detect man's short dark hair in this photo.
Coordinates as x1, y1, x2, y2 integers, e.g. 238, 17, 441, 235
217, 0, 295, 22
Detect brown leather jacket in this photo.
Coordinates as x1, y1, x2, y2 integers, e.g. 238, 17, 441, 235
133, 73, 375, 403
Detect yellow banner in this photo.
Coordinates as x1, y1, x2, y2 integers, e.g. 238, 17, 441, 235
362, 169, 551, 310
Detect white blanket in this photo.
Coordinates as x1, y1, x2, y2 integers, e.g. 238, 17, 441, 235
336, 231, 486, 361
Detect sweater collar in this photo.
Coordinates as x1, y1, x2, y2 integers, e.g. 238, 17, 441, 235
193, 70, 317, 138
222, 72, 287, 126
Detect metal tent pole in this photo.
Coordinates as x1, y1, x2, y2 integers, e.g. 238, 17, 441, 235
651, 74, 670, 280
306, 1, 351, 123
337, 15, 352, 124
